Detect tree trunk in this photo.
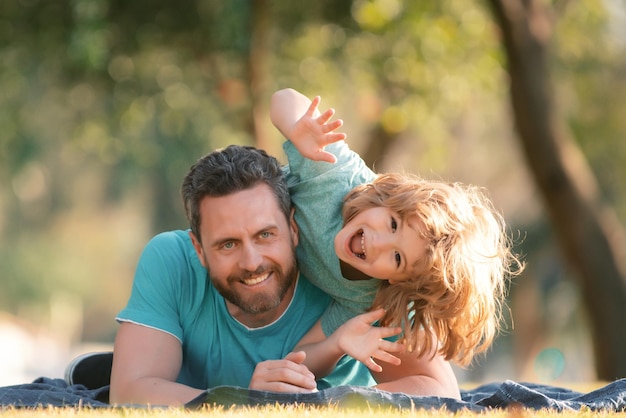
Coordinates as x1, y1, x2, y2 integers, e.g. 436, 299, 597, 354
361, 124, 399, 169
248, 0, 279, 156
487, 0, 626, 380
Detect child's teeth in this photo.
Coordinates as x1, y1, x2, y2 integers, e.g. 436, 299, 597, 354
361, 234, 366, 257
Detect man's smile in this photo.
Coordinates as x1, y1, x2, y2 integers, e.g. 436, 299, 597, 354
241, 272, 271, 286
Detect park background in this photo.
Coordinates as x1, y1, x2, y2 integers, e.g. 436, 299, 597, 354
1, 0, 625, 388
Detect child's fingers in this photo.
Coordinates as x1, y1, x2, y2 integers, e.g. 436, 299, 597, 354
326, 133, 347, 143
306, 96, 322, 116
323, 119, 343, 133
377, 326, 403, 340
316, 107, 334, 124
364, 358, 383, 373
373, 351, 402, 366
365, 350, 402, 371
379, 338, 404, 353
315, 151, 338, 164
358, 308, 386, 324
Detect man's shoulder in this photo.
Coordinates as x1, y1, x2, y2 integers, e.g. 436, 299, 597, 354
140, 230, 197, 265
133, 229, 208, 300
149, 229, 191, 243
145, 230, 193, 250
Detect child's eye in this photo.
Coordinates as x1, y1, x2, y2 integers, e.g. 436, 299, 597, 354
395, 251, 401, 267
391, 217, 397, 232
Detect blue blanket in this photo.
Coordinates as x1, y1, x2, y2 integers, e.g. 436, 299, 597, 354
1, 377, 625, 412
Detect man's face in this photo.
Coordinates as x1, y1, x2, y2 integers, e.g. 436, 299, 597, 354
190, 183, 299, 326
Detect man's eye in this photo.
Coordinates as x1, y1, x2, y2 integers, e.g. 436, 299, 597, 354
223, 242, 235, 249
391, 218, 397, 232
260, 231, 272, 239
395, 252, 401, 267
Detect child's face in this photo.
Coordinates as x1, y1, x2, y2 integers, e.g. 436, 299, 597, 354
334, 206, 428, 283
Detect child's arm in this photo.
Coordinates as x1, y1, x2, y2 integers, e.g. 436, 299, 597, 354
270, 88, 344, 164
294, 309, 404, 377
271, 88, 404, 376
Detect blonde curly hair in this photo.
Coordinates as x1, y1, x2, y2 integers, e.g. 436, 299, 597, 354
342, 173, 524, 367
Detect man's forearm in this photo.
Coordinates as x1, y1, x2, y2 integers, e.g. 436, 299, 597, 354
110, 377, 205, 407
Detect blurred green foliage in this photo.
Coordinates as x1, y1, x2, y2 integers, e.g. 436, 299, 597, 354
0, 0, 624, 381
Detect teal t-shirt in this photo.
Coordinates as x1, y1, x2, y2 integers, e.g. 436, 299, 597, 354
117, 230, 374, 389
283, 140, 380, 337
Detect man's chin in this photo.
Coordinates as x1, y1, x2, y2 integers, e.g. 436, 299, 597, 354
236, 296, 282, 314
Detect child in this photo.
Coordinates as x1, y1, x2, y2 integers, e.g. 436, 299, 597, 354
270, 88, 524, 391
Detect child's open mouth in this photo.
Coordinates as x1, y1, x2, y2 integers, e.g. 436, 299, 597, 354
350, 229, 366, 260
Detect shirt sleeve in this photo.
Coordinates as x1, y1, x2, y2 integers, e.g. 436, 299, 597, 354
283, 140, 367, 183
116, 232, 192, 342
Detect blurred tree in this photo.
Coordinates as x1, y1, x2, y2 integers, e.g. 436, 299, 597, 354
487, 0, 626, 380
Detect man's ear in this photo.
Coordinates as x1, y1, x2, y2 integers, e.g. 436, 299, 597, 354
189, 231, 207, 268
289, 207, 299, 247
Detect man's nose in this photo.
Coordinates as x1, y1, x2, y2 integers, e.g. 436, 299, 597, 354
238, 243, 263, 271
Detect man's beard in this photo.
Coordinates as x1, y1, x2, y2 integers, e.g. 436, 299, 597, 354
209, 256, 298, 315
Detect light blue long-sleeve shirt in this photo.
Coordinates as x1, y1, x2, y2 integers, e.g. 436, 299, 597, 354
283, 140, 380, 336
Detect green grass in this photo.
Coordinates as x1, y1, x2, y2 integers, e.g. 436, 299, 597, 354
0, 404, 622, 418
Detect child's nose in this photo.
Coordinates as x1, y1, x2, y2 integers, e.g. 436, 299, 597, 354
376, 233, 396, 252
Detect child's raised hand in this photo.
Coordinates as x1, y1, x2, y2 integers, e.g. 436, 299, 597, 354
289, 96, 345, 164
335, 308, 404, 373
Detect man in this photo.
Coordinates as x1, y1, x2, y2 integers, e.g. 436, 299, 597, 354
108, 145, 374, 406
